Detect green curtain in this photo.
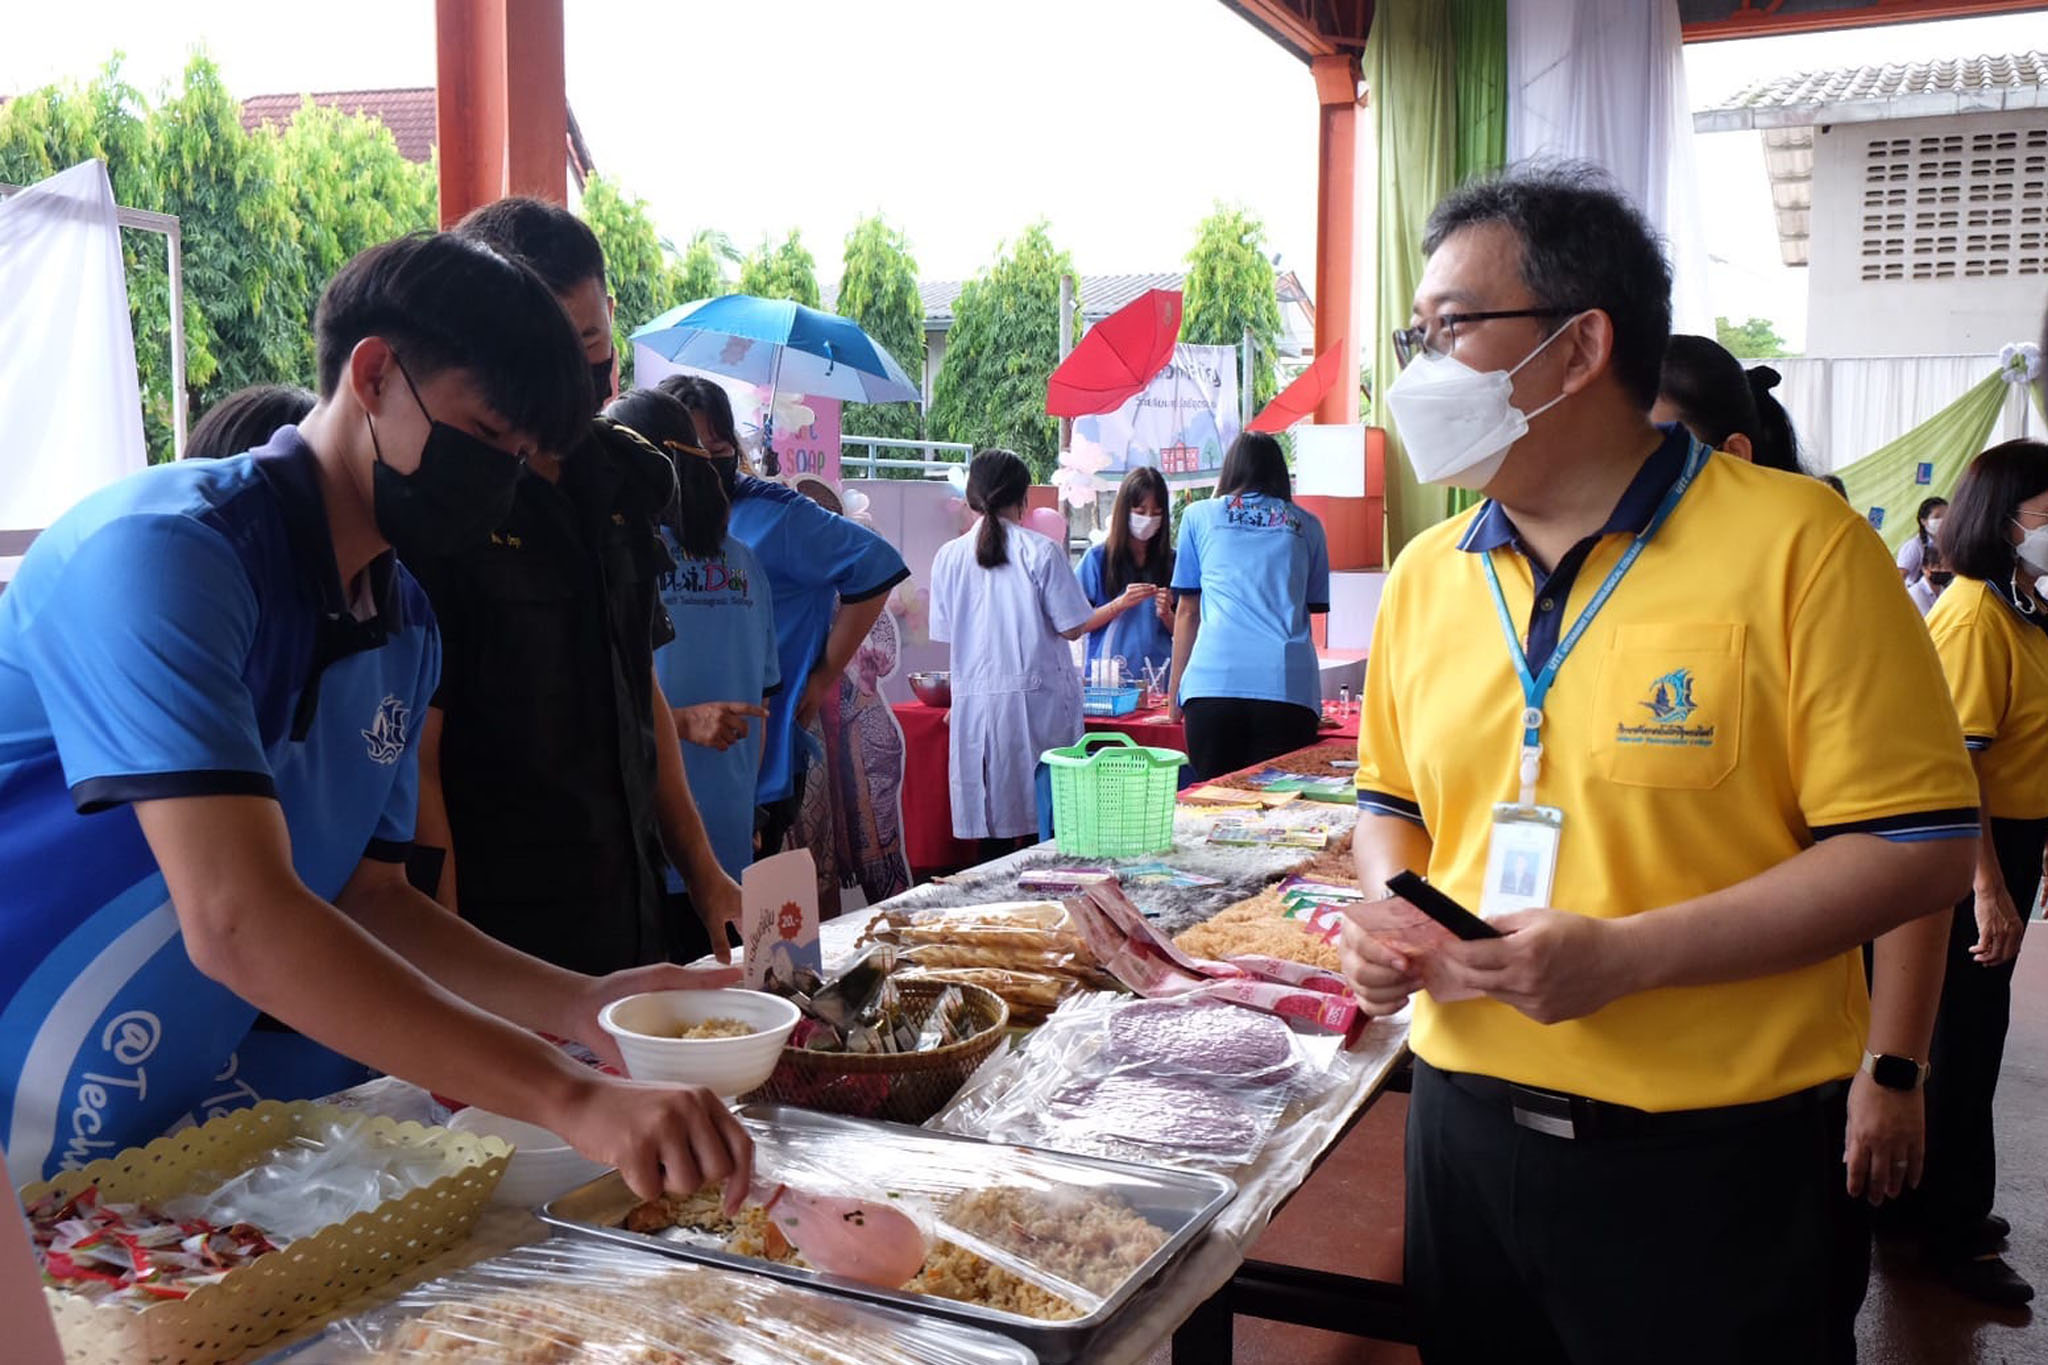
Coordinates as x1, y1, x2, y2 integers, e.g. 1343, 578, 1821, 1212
1370, 0, 1509, 547
1836, 369, 2011, 552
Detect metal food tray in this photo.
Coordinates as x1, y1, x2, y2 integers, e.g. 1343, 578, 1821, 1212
258, 1235, 1038, 1365
538, 1104, 1237, 1363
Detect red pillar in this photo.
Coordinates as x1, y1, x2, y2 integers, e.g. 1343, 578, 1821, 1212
1310, 53, 1362, 427
435, 0, 567, 227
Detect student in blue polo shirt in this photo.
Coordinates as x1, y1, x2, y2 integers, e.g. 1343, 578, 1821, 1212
1168, 432, 1331, 778
0, 234, 751, 1201
658, 376, 909, 855
607, 388, 777, 959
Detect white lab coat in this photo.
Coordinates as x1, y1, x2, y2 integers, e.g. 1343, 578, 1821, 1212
929, 521, 1092, 839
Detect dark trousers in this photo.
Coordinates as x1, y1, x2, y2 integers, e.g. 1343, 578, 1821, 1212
1902, 814, 2046, 1256
1406, 1060, 1868, 1365
756, 765, 810, 862
1182, 697, 1320, 780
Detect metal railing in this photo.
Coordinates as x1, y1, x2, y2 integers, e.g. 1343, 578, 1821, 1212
839, 435, 974, 480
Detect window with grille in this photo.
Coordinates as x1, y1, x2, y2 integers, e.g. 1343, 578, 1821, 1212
1860, 124, 2048, 282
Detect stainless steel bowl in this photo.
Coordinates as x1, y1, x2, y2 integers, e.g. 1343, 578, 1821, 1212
908, 670, 952, 708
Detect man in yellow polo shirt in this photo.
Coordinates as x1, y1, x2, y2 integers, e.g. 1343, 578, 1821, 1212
1343, 164, 1979, 1365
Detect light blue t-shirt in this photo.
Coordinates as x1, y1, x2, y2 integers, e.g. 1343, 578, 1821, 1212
0, 431, 439, 1179
653, 530, 780, 883
1076, 543, 1175, 678
1171, 492, 1329, 713
726, 477, 908, 802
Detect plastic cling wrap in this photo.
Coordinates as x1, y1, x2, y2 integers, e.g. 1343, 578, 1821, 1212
279, 1239, 1036, 1364
934, 993, 1342, 1171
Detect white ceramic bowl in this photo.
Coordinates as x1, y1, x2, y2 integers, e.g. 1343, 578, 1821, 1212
445, 1107, 607, 1208
598, 988, 801, 1096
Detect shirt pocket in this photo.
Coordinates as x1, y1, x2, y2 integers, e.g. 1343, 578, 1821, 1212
1590, 622, 1745, 790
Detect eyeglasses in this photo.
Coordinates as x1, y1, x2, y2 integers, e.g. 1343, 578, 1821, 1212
1391, 307, 1585, 368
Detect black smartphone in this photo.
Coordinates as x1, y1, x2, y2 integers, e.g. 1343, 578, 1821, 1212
1386, 870, 1502, 941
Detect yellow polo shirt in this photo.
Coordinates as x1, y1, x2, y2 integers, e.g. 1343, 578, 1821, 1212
1356, 434, 1978, 1111
1926, 575, 2048, 819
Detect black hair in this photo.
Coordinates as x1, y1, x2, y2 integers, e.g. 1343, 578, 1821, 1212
657, 374, 760, 475
1914, 496, 1949, 536
1102, 465, 1174, 597
184, 384, 316, 460
604, 388, 727, 559
1938, 440, 2048, 583
313, 233, 591, 456
1820, 474, 1847, 499
1742, 366, 1803, 474
1658, 335, 1757, 449
1423, 161, 1672, 411
1216, 432, 1292, 500
452, 196, 607, 294
966, 449, 1031, 568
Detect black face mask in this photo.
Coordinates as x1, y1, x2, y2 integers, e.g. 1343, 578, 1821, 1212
368, 361, 526, 560
589, 355, 615, 413
709, 454, 740, 497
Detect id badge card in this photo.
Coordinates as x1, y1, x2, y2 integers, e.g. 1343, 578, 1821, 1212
1480, 803, 1563, 919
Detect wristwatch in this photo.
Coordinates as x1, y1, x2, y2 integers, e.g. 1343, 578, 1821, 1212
1862, 1051, 1930, 1092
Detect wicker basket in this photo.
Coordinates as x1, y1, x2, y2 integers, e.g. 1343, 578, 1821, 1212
746, 981, 1009, 1125
20, 1100, 508, 1365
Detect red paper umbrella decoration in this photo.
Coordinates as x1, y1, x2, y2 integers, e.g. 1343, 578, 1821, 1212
1045, 289, 1183, 418
1248, 342, 1346, 433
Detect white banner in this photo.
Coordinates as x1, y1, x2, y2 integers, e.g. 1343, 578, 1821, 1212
0, 161, 146, 532
1070, 343, 1241, 478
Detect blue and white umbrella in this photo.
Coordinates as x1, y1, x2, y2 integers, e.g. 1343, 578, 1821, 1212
631, 294, 922, 406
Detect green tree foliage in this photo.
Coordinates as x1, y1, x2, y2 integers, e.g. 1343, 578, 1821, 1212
928, 221, 1073, 480
1183, 203, 1283, 407
738, 229, 821, 308
1715, 315, 1795, 360
148, 56, 313, 413
671, 227, 740, 305
837, 215, 924, 442
0, 60, 202, 458
275, 101, 434, 286
579, 172, 676, 387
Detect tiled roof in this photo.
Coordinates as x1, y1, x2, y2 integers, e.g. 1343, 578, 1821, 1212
241, 88, 439, 163
238, 87, 595, 181
1695, 51, 2047, 131
919, 271, 1186, 329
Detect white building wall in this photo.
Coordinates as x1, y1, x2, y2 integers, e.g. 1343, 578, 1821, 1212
1806, 109, 2048, 358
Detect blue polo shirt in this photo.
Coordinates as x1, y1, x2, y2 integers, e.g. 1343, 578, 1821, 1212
0, 428, 439, 1179
1171, 492, 1329, 713
653, 530, 780, 881
725, 477, 907, 802
1077, 543, 1175, 677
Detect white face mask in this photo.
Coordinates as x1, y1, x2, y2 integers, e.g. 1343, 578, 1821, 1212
2013, 520, 2048, 578
1383, 315, 1582, 490
1128, 511, 1163, 540
1924, 517, 1943, 536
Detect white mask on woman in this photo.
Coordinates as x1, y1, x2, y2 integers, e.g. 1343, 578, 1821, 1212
1128, 511, 1163, 540
2013, 520, 2048, 578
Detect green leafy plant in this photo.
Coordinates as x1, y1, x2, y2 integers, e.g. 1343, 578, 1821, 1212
1183, 203, 1283, 408
837, 214, 924, 443
928, 221, 1074, 480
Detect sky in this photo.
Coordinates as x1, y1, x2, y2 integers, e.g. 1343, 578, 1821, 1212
4, 3, 2044, 353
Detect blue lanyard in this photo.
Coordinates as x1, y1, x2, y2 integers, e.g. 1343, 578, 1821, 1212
1480, 439, 1710, 802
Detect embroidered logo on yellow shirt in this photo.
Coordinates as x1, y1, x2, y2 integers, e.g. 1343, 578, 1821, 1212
1616, 668, 1716, 748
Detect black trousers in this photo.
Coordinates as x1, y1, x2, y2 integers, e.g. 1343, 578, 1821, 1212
1181, 697, 1320, 780
1406, 1060, 1868, 1365
756, 765, 810, 862
1901, 814, 2046, 1256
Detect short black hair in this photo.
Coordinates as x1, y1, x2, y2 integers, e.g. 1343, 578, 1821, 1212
452, 196, 607, 294
1423, 161, 1672, 411
313, 233, 591, 456
1938, 439, 2048, 582
658, 374, 759, 473
184, 384, 316, 460
1216, 432, 1291, 500
604, 388, 727, 560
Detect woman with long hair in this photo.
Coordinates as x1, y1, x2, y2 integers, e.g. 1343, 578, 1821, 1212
1897, 439, 2048, 1304
657, 374, 908, 859
1076, 466, 1177, 680
1168, 432, 1330, 779
1900, 496, 1953, 614
929, 449, 1093, 853
605, 388, 776, 962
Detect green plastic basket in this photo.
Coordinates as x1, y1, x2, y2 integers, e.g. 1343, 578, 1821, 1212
1042, 732, 1188, 858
